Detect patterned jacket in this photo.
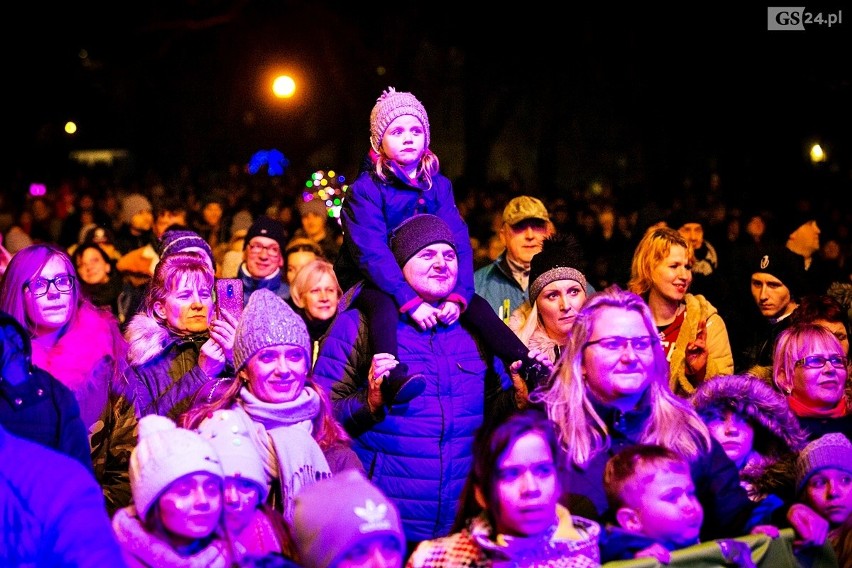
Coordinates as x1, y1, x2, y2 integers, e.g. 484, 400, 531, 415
407, 505, 600, 567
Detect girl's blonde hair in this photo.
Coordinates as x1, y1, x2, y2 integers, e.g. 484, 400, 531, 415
371, 147, 441, 190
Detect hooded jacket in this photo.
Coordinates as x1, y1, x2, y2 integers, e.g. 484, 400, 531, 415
334, 167, 474, 307
692, 374, 809, 504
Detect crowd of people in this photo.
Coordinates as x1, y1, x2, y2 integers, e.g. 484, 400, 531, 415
1, 85, 851, 568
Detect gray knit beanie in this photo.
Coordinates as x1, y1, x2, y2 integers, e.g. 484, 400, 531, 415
370, 87, 430, 152
389, 214, 456, 268
528, 234, 587, 304
233, 288, 311, 371
795, 433, 852, 494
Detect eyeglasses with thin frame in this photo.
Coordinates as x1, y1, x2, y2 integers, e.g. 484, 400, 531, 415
247, 242, 281, 257
24, 274, 77, 297
795, 355, 848, 369
584, 335, 657, 352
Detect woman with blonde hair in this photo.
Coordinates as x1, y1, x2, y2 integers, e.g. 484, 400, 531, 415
509, 235, 588, 377
772, 322, 851, 441
288, 258, 342, 363
537, 286, 780, 541
628, 226, 733, 396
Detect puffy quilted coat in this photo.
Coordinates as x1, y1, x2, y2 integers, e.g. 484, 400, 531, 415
334, 167, 474, 307
312, 308, 508, 543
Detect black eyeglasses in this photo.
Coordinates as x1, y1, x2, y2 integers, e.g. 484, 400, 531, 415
24, 274, 76, 297
584, 335, 657, 352
795, 355, 848, 369
247, 242, 281, 257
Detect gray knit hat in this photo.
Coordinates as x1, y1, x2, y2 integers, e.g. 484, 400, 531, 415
528, 234, 587, 304
795, 433, 852, 494
233, 288, 311, 370
370, 87, 430, 152
120, 193, 153, 225
389, 214, 456, 268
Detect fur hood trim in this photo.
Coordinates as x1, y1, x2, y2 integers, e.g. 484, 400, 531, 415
30, 302, 125, 392
692, 374, 809, 455
124, 313, 174, 366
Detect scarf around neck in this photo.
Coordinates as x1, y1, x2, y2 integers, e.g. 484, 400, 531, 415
239, 386, 331, 523
788, 394, 848, 419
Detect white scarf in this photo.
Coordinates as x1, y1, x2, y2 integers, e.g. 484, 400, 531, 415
239, 386, 331, 523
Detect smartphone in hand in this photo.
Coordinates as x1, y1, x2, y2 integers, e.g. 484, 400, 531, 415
215, 278, 244, 322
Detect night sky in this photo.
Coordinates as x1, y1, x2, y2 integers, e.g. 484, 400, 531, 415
7, 2, 851, 204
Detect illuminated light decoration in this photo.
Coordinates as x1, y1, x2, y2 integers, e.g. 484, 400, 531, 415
248, 149, 289, 176
302, 169, 350, 224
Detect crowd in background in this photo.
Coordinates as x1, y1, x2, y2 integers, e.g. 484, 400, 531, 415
1, 85, 852, 568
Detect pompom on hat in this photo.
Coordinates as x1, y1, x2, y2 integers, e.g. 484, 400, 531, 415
120, 193, 153, 225
129, 415, 223, 521
795, 433, 852, 494
233, 288, 311, 370
370, 87, 430, 152
197, 410, 269, 501
293, 469, 405, 568
528, 234, 587, 304
389, 214, 456, 268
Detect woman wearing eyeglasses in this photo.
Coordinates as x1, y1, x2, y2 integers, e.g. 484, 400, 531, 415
628, 226, 734, 397
534, 286, 822, 544
0, 243, 136, 515
773, 322, 852, 441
